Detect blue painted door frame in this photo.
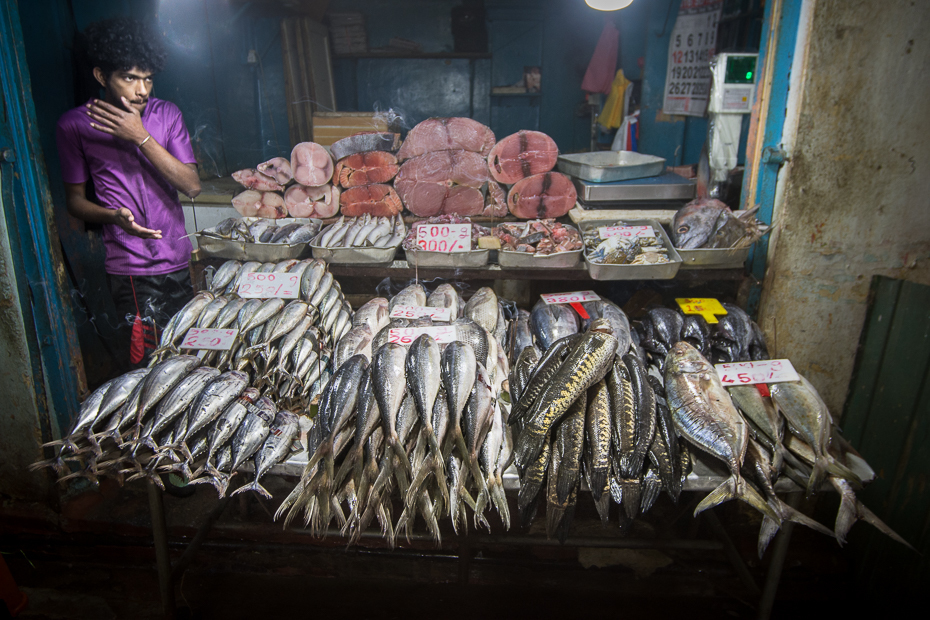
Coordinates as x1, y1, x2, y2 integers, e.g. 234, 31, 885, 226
742, 0, 805, 314
0, 0, 84, 435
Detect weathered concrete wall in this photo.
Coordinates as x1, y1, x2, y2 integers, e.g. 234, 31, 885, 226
759, 1, 930, 413
0, 176, 49, 501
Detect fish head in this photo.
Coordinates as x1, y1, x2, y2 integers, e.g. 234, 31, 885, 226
672, 198, 730, 249
664, 341, 712, 375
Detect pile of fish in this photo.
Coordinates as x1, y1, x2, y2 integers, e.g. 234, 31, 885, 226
30, 356, 303, 499
670, 198, 768, 250
278, 284, 515, 545
312, 214, 406, 249
492, 219, 583, 254
200, 217, 321, 245
583, 223, 672, 265
400, 215, 491, 252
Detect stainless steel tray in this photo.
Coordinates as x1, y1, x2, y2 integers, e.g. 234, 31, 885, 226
557, 151, 666, 183
676, 246, 750, 269
195, 217, 320, 262
496, 222, 582, 269
311, 243, 398, 265
405, 248, 490, 268
573, 171, 695, 202
580, 218, 682, 280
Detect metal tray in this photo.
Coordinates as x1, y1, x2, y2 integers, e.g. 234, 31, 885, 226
573, 171, 695, 203
405, 248, 490, 268
676, 246, 751, 269
310, 243, 398, 265
579, 218, 682, 280
557, 151, 666, 183
195, 217, 320, 262
496, 222, 582, 269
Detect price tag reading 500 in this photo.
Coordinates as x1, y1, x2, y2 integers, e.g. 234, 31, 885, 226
598, 225, 656, 240
416, 223, 471, 253
180, 328, 238, 351
238, 272, 300, 299
388, 326, 457, 345
541, 291, 601, 305
715, 359, 800, 386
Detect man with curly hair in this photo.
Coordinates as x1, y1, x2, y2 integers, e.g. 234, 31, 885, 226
56, 16, 201, 365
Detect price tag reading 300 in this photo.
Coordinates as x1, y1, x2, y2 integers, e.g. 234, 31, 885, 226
388, 326, 457, 345
238, 272, 300, 298
598, 225, 656, 240
180, 328, 238, 351
390, 305, 452, 321
715, 359, 800, 386
416, 223, 471, 253
541, 291, 601, 305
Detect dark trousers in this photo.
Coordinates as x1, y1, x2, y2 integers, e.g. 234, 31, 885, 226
107, 268, 193, 367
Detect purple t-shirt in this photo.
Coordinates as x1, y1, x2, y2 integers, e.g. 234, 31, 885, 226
56, 97, 196, 276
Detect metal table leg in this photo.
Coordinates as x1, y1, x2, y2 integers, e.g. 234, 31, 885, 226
147, 481, 176, 620
757, 492, 801, 620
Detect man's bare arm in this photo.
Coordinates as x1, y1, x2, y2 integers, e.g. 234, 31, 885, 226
63, 182, 162, 239
86, 97, 202, 198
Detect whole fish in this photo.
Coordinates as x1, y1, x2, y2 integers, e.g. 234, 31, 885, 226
318, 216, 346, 247
672, 197, 753, 249
353, 298, 390, 334
334, 324, 373, 368
231, 410, 299, 498
509, 334, 581, 425
177, 370, 250, 457
309, 272, 334, 308
712, 303, 753, 362
226, 261, 261, 295
200, 387, 261, 476
664, 342, 777, 519
219, 396, 277, 496
546, 392, 586, 542
153, 292, 215, 357
140, 367, 221, 450
681, 314, 712, 357
371, 343, 413, 481
133, 355, 202, 430
584, 379, 612, 503
451, 317, 489, 368
390, 283, 427, 311
91, 368, 151, 433
211, 261, 242, 292
642, 307, 683, 358
195, 296, 230, 329
580, 300, 631, 357
529, 299, 580, 351
300, 260, 327, 302
648, 385, 681, 502
509, 346, 540, 406
464, 287, 498, 335
618, 353, 657, 479
427, 283, 463, 321
509, 309, 537, 360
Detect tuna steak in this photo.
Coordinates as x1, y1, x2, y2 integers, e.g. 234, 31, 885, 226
507, 172, 577, 220
330, 132, 402, 161
291, 141, 334, 187
394, 150, 489, 217
232, 190, 288, 219
340, 184, 403, 218
397, 117, 495, 161
231, 168, 284, 192
487, 130, 558, 184
256, 157, 294, 184
284, 184, 340, 218
335, 152, 399, 187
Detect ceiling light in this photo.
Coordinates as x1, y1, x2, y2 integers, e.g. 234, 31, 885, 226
585, 0, 634, 10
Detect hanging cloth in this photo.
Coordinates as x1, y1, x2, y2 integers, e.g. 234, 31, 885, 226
597, 69, 632, 129
581, 19, 619, 94
128, 276, 158, 365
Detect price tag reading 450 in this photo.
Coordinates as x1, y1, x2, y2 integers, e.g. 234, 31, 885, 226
598, 225, 656, 240
715, 359, 800, 386
239, 272, 299, 298
416, 223, 471, 253
388, 326, 457, 345
180, 328, 238, 351
541, 291, 601, 305
390, 305, 452, 321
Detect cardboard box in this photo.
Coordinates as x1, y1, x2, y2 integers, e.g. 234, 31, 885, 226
312, 112, 390, 146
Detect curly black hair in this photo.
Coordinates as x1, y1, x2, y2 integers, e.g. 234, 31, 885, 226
81, 17, 167, 76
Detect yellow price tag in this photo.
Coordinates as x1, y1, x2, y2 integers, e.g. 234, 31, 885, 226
675, 297, 728, 324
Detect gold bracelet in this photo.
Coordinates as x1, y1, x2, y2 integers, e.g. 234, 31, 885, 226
138, 134, 152, 148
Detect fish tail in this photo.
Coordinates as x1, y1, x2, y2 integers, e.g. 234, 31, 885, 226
593, 491, 610, 526
856, 500, 916, 552
330, 495, 347, 529
491, 477, 512, 530
619, 478, 642, 521
28, 457, 63, 474
757, 516, 781, 558
825, 456, 864, 489
589, 470, 608, 502
695, 476, 780, 521
213, 473, 231, 498
40, 439, 65, 449
546, 504, 565, 541
807, 459, 827, 498
771, 497, 834, 538
277, 480, 306, 524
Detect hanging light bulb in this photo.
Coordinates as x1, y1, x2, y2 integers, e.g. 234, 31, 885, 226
585, 0, 634, 10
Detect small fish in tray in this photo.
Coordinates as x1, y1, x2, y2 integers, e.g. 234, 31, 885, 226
492, 219, 582, 255
314, 214, 405, 249
200, 218, 321, 245
400, 215, 490, 251
583, 222, 671, 266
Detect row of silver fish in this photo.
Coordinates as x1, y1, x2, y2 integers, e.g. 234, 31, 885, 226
202, 217, 321, 245
277, 282, 514, 545
313, 214, 406, 249
31, 357, 303, 499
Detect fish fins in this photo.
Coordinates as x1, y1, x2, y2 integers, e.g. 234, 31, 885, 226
757, 516, 781, 558
830, 477, 915, 551
695, 476, 780, 521
230, 480, 272, 500
619, 478, 642, 520
593, 491, 610, 526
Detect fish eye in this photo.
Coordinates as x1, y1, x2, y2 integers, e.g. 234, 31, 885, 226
677, 225, 689, 234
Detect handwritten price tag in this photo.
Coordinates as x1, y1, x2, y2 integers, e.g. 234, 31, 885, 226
541, 291, 601, 305
416, 223, 471, 253
716, 359, 800, 386
180, 328, 238, 351
238, 272, 299, 299
388, 326, 457, 345
390, 305, 452, 321
598, 225, 656, 240
676, 297, 727, 324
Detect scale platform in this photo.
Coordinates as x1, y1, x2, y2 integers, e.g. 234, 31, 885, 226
573, 170, 696, 207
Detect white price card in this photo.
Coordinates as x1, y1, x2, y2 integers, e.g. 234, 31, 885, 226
180, 328, 238, 351
390, 305, 452, 321
597, 225, 656, 240
662, 0, 723, 117
541, 291, 601, 305
715, 359, 800, 386
238, 272, 300, 298
388, 325, 457, 345
416, 223, 471, 253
